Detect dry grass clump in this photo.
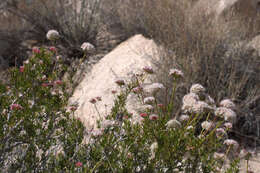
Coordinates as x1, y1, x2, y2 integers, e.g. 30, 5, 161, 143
0, 0, 102, 65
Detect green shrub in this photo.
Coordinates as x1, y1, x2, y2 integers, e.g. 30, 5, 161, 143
0, 47, 84, 172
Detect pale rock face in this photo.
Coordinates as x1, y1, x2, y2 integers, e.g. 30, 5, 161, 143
246, 35, 260, 56
192, 0, 260, 18
69, 34, 160, 134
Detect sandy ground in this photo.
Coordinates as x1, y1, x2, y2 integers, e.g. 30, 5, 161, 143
239, 148, 260, 173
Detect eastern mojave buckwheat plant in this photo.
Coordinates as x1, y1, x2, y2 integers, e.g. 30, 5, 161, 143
0, 43, 243, 172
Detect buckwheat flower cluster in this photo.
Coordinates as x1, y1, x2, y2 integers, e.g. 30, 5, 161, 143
143, 66, 154, 74
215, 128, 228, 139
192, 101, 214, 114
223, 139, 239, 150
215, 107, 237, 124
81, 42, 95, 53
169, 68, 184, 79
201, 121, 214, 131
143, 83, 165, 95
179, 83, 240, 151
190, 84, 206, 94
133, 86, 143, 94
181, 93, 199, 113
224, 122, 232, 129
46, 30, 59, 41
144, 97, 155, 105
187, 125, 193, 130
166, 119, 181, 129
141, 105, 154, 112
179, 114, 190, 123
183, 84, 219, 114
219, 99, 236, 110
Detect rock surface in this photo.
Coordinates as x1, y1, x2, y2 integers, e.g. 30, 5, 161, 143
69, 34, 160, 131
192, 0, 260, 18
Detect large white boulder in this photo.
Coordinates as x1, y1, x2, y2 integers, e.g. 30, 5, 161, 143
69, 35, 160, 130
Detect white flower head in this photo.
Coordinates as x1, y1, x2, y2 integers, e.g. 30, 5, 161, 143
46, 30, 59, 41
150, 142, 158, 160
166, 119, 181, 129
179, 114, 190, 123
191, 101, 214, 114
183, 93, 199, 105
23, 59, 29, 64
182, 93, 199, 113
150, 142, 158, 152
144, 97, 155, 105
201, 121, 214, 131
224, 122, 233, 129
219, 99, 236, 110
223, 139, 239, 150
143, 83, 165, 95
216, 128, 228, 139
81, 42, 95, 53
190, 84, 206, 94
169, 68, 184, 79
141, 105, 154, 112
215, 107, 237, 124
187, 125, 193, 130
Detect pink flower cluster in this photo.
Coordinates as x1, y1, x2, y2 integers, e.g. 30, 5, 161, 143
19, 66, 25, 73
75, 161, 82, 167
10, 104, 23, 110
49, 46, 56, 53
42, 80, 62, 87
32, 47, 40, 54
115, 79, 125, 86
143, 66, 154, 74
89, 96, 102, 104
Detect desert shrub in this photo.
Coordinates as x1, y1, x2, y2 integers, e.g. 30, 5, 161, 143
1, 0, 102, 62
0, 47, 84, 172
